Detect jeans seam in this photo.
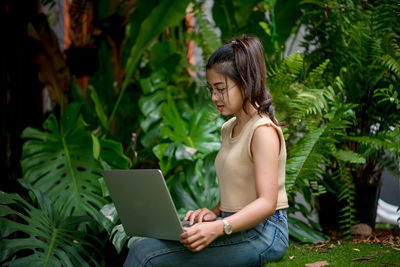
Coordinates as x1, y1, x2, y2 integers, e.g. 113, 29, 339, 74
259, 227, 277, 265
275, 227, 288, 246
143, 246, 188, 266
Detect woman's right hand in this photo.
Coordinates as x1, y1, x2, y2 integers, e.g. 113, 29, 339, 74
183, 208, 217, 225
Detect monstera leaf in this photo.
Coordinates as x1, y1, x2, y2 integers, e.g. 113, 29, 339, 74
0, 180, 101, 266
20, 103, 107, 220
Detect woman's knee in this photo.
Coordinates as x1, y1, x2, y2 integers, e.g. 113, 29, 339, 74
123, 238, 156, 267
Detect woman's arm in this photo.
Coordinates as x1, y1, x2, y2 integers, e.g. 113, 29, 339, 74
180, 125, 280, 251
223, 124, 280, 231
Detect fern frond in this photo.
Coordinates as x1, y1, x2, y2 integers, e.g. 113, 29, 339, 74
345, 134, 400, 156
372, 1, 400, 34
286, 125, 328, 196
336, 161, 357, 233
193, 7, 221, 65
381, 54, 400, 80
290, 88, 329, 122
307, 59, 330, 86
310, 180, 327, 196
333, 149, 366, 164
283, 52, 304, 76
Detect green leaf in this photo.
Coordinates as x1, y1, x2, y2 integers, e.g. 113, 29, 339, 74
193, 8, 221, 60
99, 203, 119, 233
334, 149, 366, 164
150, 41, 183, 74
99, 139, 130, 169
91, 134, 101, 160
168, 173, 199, 211
98, 177, 109, 197
286, 125, 327, 193
152, 143, 169, 161
139, 70, 169, 95
108, 0, 191, 127
138, 91, 166, 115
288, 216, 327, 243
160, 100, 220, 154
0, 180, 101, 266
161, 94, 188, 141
88, 86, 108, 130
111, 224, 129, 254
20, 104, 125, 223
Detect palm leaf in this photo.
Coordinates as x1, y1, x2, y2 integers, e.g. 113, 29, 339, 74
0, 180, 101, 266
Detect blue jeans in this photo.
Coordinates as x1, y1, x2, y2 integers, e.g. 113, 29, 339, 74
123, 209, 288, 267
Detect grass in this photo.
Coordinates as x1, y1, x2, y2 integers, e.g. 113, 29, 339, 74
266, 242, 400, 266
266, 227, 400, 266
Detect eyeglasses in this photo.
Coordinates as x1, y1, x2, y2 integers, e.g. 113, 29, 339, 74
207, 83, 237, 99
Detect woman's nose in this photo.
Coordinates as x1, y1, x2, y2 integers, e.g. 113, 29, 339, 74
211, 91, 220, 102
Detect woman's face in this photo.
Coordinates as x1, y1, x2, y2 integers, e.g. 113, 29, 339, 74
206, 68, 244, 116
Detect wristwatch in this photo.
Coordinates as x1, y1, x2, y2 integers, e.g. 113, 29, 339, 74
222, 219, 232, 235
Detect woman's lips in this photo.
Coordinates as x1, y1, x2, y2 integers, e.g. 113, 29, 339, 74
217, 105, 224, 111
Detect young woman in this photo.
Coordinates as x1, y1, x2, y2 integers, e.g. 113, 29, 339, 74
124, 36, 289, 267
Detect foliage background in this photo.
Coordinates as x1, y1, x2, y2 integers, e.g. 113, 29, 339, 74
1, 0, 399, 265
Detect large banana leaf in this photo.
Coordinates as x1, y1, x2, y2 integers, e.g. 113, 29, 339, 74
20, 103, 106, 220
0, 180, 101, 266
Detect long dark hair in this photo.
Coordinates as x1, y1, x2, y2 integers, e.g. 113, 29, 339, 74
206, 36, 279, 126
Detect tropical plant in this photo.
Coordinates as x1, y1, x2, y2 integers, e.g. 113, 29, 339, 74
295, 0, 400, 231
300, 0, 400, 182
210, 0, 302, 58
136, 59, 223, 211
0, 180, 102, 266
266, 52, 366, 238
108, 0, 192, 131
20, 103, 129, 226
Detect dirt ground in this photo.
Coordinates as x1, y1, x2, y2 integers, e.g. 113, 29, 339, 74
324, 227, 400, 248
350, 227, 400, 248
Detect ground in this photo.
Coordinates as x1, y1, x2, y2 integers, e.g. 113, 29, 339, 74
267, 226, 400, 266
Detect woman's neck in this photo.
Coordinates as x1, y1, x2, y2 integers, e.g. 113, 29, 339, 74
233, 104, 257, 136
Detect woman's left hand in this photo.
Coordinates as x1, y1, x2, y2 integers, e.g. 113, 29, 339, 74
180, 220, 224, 252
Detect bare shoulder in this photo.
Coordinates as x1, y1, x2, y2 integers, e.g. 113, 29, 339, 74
252, 124, 280, 155
253, 124, 280, 143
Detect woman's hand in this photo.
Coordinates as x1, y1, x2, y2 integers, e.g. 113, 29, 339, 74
180, 220, 223, 252
183, 208, 217, 225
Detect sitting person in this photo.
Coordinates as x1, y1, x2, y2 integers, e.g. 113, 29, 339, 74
124, 35, 289, 267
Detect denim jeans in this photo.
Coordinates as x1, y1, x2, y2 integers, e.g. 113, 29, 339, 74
123, 209, 288, 267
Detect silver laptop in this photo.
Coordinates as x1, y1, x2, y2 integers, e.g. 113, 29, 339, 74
102, 169, 188, 241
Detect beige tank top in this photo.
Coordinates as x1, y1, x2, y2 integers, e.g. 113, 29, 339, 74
215, 114, 289, 212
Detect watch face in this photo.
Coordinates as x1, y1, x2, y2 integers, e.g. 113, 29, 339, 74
224, 224, 233, 235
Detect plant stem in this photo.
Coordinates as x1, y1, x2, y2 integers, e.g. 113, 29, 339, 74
44, 228, 58, 267
61, 133, 83, 214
